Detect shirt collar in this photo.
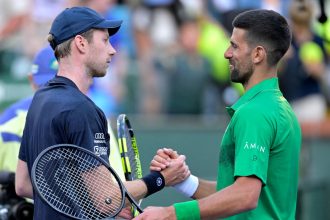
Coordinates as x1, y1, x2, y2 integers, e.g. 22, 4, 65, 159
48, 75, 79, 90
226, 77, 280, 117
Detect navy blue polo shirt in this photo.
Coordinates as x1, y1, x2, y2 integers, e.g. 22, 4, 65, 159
19, 76, 110, 220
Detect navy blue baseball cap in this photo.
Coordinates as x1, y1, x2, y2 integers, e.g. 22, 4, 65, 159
31, 45, 58, 87
49, 7, 122, 50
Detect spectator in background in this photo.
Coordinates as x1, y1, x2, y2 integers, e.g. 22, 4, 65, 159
208, 0, 291, 28
0, 45, 57, 172
0, 1, 29, 42
279, 0, 329, 122
129, 0, 182, 114
318, 18, 330, 59
105, 0, 137, 59
25, 0, 67, 58
0, 0, 31, 77
315, 7, 330, 106
196, 5, 243, 114
129, 0, 242, 115
156, 16, 212, 114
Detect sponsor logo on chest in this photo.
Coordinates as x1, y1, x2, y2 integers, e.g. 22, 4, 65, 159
93, 132, 107, 156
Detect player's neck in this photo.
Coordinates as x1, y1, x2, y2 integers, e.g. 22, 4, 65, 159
57, 59, 93, 94
244, 66, 277, 91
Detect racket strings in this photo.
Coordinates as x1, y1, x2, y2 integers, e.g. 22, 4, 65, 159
34, 147, 124, 219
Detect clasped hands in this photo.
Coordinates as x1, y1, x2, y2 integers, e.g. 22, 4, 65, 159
131, 148, 190, 220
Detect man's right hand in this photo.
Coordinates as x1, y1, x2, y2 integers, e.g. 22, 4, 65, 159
149, 148, 179, 171
150, 148, 191, 186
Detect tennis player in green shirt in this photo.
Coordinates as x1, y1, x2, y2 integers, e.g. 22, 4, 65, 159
134, 9, 301, 220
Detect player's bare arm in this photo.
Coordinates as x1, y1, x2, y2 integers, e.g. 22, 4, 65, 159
15, 159, 33, 199
133, 176, 261, 220
198, 176, 262, 219
192, 178, 217, 199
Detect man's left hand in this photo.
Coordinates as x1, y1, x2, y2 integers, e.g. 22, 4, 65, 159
133, 206, 176, 220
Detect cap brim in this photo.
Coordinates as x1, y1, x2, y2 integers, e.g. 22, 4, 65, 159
94, 19, 122, 36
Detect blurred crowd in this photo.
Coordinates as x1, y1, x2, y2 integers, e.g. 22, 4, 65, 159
0, 0, 330, 123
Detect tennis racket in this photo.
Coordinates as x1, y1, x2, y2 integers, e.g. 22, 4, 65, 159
31, 144, 143, 220
117, 114, 143, 216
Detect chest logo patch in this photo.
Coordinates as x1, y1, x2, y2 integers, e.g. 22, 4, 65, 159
94, 132, 106, 144
94, 145, 107, 156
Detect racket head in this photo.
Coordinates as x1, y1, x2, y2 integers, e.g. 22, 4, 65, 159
117, 114, 143, 181
31, 144, 126, 219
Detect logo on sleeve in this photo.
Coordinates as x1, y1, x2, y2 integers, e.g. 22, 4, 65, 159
244, 141, 266, 153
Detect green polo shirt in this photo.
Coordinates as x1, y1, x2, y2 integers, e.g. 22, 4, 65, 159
217, 78, 301, 220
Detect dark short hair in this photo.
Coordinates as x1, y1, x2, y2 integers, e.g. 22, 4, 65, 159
232, 9, 291, 66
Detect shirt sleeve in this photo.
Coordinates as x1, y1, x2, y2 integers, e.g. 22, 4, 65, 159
231, 107, 275, 185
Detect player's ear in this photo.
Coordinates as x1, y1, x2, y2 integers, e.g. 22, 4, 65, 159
74, 35, 87, 53
252, 46, 266, 64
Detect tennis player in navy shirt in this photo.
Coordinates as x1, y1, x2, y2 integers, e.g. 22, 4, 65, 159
15, 7, 190, 220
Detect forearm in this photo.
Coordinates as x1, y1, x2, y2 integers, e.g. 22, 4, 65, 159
172, 177, 261, 220
124, 179, 148, 201
199, 187, 252, 218
192, 178, 217, 199
15, 159, 33, 199
198, 177, 261, 219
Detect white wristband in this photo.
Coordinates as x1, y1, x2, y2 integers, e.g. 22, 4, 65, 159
172, 175, 199, 198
